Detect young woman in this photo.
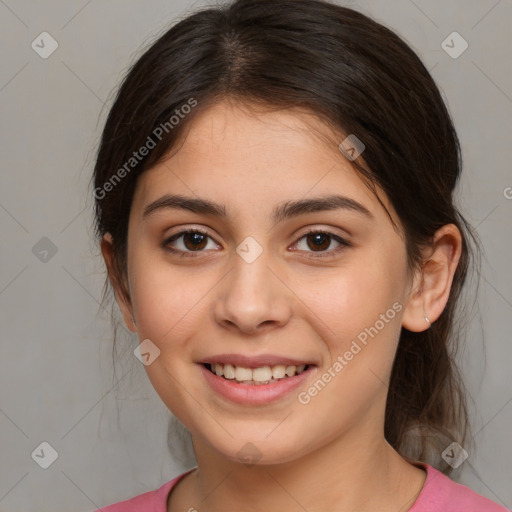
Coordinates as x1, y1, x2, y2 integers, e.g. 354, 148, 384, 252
91, 0, 509, 510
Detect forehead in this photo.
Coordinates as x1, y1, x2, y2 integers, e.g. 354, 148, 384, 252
132, 99, 398, 228
172, 99, 346, 165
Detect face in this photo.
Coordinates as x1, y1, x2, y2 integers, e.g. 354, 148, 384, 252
115, 99, 414, 466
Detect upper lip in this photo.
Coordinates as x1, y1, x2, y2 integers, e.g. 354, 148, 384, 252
198, 354, 315, 368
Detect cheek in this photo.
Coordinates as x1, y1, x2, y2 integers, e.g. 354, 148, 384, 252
305, 248, 408, 405
310, 247, 405, 340
128, 247, 213, 340
126, 256, 210, 423
292, 268, 404, 440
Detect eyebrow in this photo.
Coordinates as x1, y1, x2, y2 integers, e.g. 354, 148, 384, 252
142, 193, 373, 224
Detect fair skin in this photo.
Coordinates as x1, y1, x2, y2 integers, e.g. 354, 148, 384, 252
101, 99, 462, 511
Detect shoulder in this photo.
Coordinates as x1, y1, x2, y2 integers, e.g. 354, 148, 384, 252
411, 463, 510, 512
93, 468, 197, 512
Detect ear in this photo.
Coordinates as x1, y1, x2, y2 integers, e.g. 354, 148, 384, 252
100, 233, 137, 333
401, 224, 462, 332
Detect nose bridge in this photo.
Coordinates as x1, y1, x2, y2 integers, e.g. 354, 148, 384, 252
213, 236, 291, 333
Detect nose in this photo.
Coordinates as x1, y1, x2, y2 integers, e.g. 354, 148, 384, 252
213, 248, 293, 335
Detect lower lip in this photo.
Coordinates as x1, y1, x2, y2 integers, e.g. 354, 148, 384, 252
199, 364, 315, 405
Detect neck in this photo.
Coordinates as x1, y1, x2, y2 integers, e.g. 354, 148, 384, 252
184, 424, 426, 512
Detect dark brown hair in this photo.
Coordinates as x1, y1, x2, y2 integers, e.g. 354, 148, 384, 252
92, 0, 481, 473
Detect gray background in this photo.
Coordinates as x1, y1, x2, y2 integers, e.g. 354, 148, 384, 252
0, 0, 511, 510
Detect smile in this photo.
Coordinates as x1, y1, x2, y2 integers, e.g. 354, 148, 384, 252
199, 362, 317, 405
204, 362, 309, 385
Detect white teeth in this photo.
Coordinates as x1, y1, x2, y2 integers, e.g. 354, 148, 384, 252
235, 366, 253, 381
208, 362, 308, 383
285, 365, 296, 377
252, 366, 272, 382
271, 365, 286, 379
223, 363, 236, 379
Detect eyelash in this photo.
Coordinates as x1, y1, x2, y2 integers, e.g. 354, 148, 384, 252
162, 228, 351, 260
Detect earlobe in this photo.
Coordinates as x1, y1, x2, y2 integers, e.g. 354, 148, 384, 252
100, 233, 138, 333
401, 224, 462, 332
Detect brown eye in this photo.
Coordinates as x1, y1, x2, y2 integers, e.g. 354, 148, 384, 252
292, 229, 351, 259
305, 232, 331, 251
163, 229, 219, 257
182, 232, 208, 251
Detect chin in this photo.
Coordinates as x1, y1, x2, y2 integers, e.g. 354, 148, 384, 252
201, 430, 311, 467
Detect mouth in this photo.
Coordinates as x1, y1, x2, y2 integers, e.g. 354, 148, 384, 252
197, 354, 318, 404
202, 362, 312, 385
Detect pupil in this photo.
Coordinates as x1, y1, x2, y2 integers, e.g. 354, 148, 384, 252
184, 233, 330, 252
186, 232, 207, 250
309, 233, 329, 251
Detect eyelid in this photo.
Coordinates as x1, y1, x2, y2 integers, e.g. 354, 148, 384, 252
294, 225, 351, 243
162, 225, 351, 259
289, 227, 351, 259
162, 227, 219, 256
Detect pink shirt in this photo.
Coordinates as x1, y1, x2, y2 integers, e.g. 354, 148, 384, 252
95, 463, 509, 511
